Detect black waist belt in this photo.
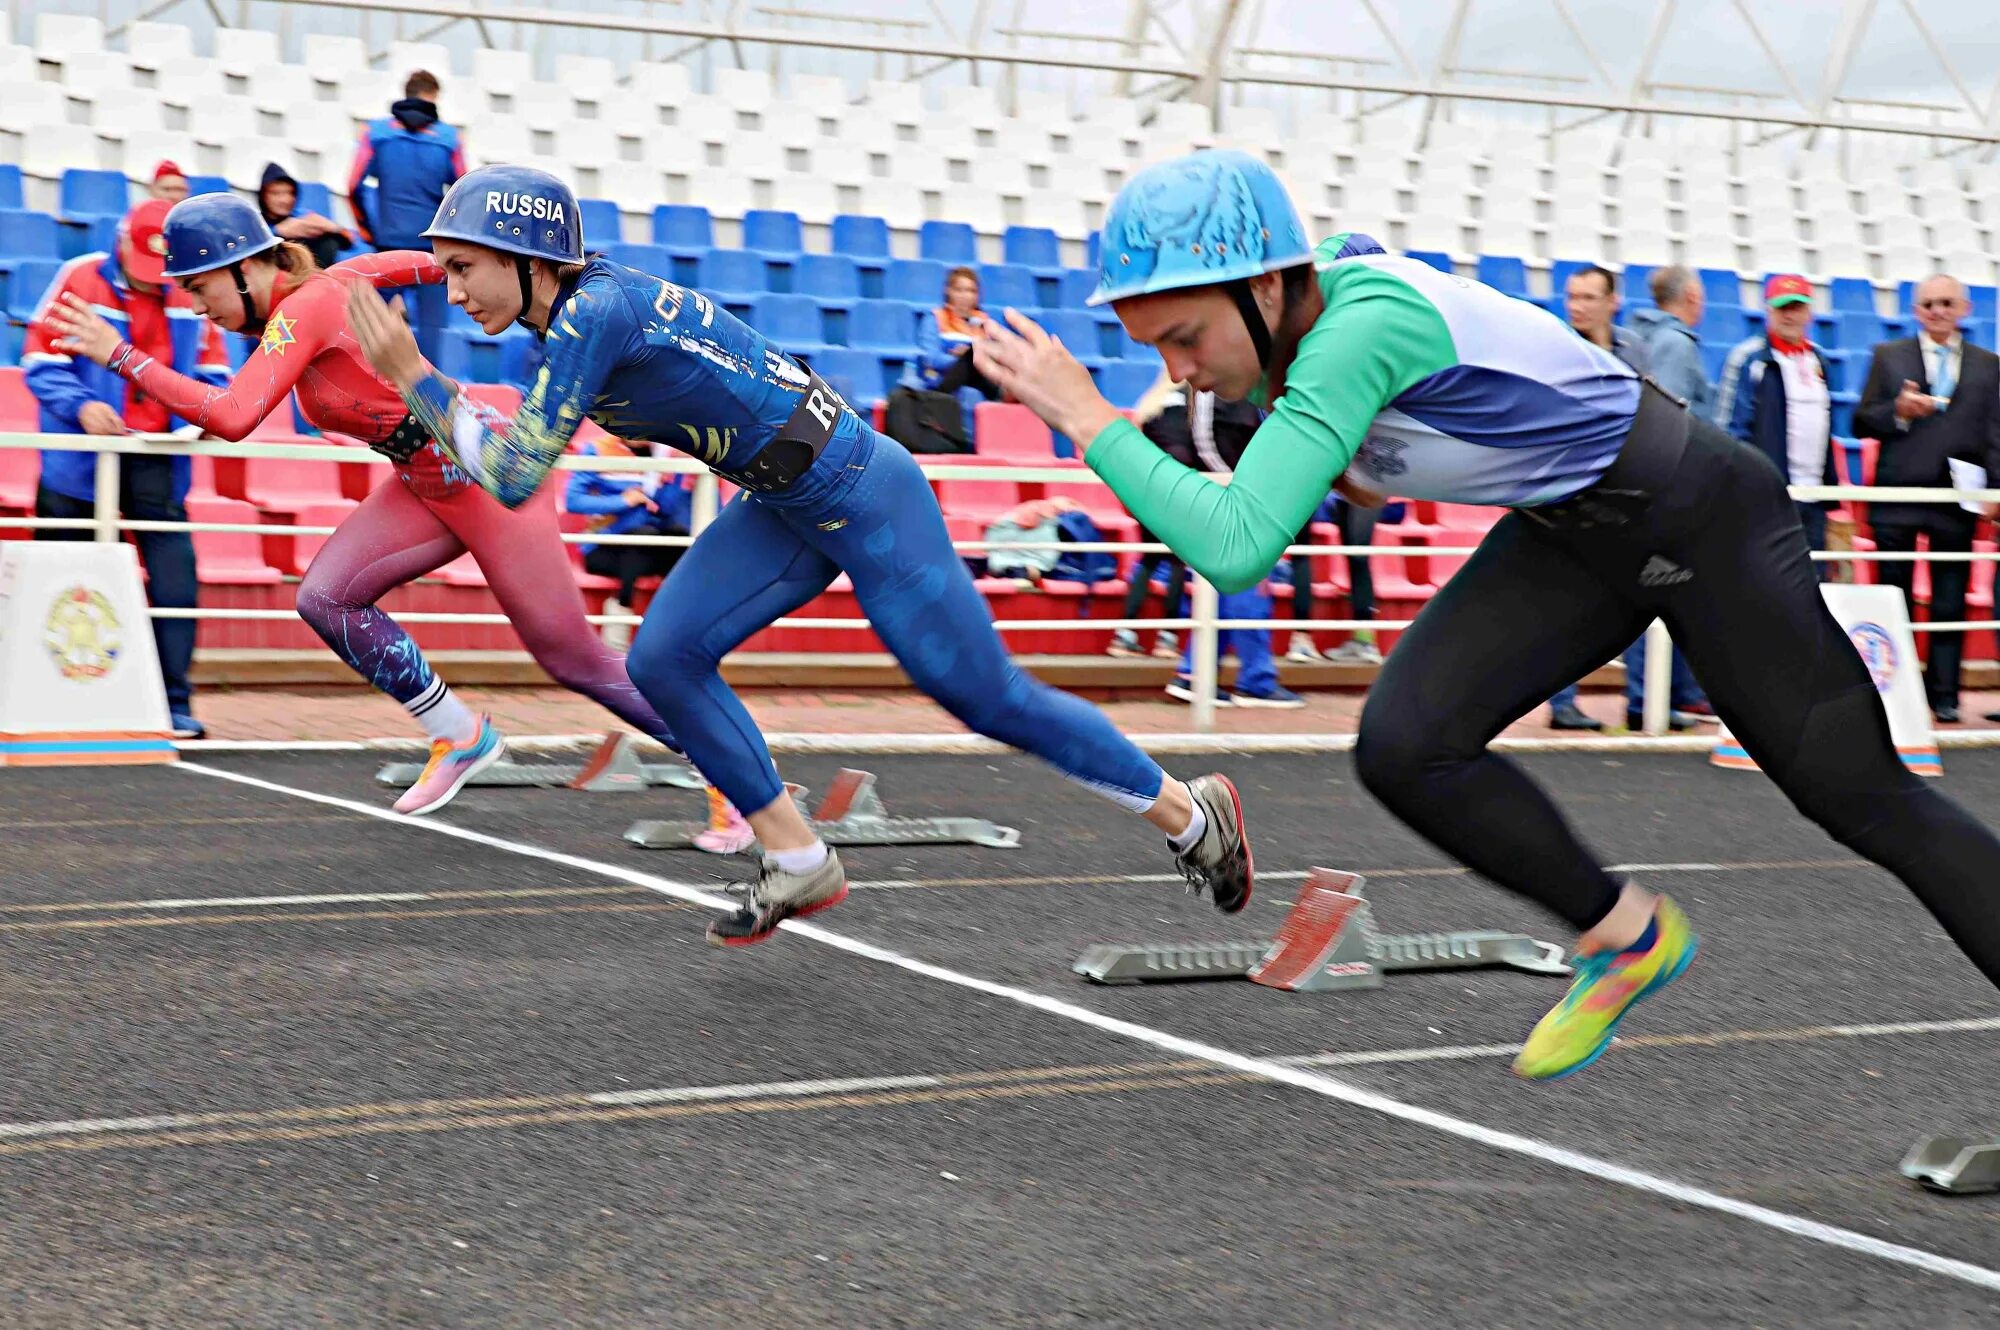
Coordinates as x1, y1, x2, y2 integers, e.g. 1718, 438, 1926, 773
1523, 380, 1689, 530
714, 371, 844, 495
370, 413, 432, 465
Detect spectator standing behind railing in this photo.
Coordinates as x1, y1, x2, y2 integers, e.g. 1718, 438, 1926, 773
563, 439, 694, 651
1719, 274, 1836, 563
1106, 371, 1191, 660
348, 70, 463, 361
20, 198, 230, 739
1631, 265, 1714, 422
1854, 273, 2000, 725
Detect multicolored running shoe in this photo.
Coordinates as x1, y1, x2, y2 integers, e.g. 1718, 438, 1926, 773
1512, 895, 1698, 1081
692, 785, 756, 855
393, 716, 505, 816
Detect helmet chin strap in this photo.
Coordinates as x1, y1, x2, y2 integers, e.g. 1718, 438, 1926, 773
1226, 277, 1274, 369
513, 256, 537, 332
230, 262, 266, 337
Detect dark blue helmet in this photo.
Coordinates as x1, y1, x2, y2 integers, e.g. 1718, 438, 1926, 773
424, 165, 583, 262
162, 193, 280, 279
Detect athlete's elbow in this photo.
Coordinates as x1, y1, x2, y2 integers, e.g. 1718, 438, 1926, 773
1197, 556, 1267, 597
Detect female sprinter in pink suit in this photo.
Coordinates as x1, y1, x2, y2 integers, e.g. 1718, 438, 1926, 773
45, 193, 693, 817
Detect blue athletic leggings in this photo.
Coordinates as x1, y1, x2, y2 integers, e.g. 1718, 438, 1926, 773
626, 426, 1167, 816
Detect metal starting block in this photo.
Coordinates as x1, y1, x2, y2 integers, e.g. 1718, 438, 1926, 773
1074, 868, 1570, 992
375, 732, 705, 793
623, 768, 1021, 852
1900, 1136, 2000, 1195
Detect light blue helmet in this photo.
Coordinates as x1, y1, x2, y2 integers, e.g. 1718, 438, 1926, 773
162, 193, 280, 279
1088, 149, 1311, 307
423, 164, 583, 262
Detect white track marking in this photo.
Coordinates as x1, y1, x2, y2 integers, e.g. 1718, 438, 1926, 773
587, 1074, 943, 1107
174, 762, 2000, 1295
180, 730, 2000, 755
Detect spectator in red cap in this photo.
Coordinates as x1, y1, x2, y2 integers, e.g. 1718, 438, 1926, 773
150, 160, 189, 203
18, 197, 230, 739
1717, 273, 1835, 562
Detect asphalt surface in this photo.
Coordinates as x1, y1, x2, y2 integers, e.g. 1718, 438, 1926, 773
3, 748, 1999, 1328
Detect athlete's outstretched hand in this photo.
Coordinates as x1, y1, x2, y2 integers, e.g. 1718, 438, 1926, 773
346, 280, 427, 392
973, 308, 1120, 447
46, 292, 124, 367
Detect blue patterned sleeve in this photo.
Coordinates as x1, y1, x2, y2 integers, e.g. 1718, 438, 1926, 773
403, 283, 629, 508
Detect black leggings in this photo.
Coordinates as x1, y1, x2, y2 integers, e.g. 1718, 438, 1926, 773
1355, 414, 2000, 990
584, 539, 685, 604
1121, 524, 1188, 627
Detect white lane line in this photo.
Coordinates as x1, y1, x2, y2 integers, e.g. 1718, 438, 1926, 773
123, 892, 432, 910
174, 762, 2000, 1295
587, 1074, 942, 1107
0, 1113, 203, 1142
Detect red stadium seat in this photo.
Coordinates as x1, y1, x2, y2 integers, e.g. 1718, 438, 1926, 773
185, 497, 282, 584
973, 402, 1056, 462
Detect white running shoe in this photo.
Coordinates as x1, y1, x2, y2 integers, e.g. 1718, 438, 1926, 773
1324, 638, 1384, 665
1284, 631, 1323, 663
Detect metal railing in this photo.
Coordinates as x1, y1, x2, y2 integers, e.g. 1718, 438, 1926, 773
6, 431, 2000, 734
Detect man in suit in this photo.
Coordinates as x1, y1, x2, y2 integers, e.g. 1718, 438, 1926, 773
1854, 273, 2000, 724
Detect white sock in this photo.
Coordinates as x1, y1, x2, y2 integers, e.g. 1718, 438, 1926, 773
406, 677, 477, 744
1166, 782, 1208, 852
768, 840, 830, 875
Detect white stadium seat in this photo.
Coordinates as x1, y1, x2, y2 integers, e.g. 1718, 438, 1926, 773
59, 52, 136, 98
386, 42, 454, 78
473, 48, 535, 86
215, 29, 281, 77
301, 34, 369, 78
552, 55, 616, 90
223, 135, 294, 189
715, 67, 775, 113
22, 124, 106, 180
0, 81, 70, 135
89, 88, 163, 139
125, 22, 194, 71
120, 128, 197, 183
35, 13, 105, 61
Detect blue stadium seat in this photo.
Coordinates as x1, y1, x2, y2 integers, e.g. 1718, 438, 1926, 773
3, 259, 62, 321
1697, 267, 1742, 309
60, 169, 129, 221
1405, 250, 1453, 274
700, 248, 768, 298
1829, 277, 1875, 314
978, 263, 1037, 311
918, 220, 977, 264
1696, 305, 1752, 342
1550, 258, 1593, 295
607, 242, 672, 277
187, 175, 232, 196
651, 204, 713, 251
1057, 268, 1098, 308
1970, 285, 1998, 322
885, 258, 949, 305
1098, 359, 1164, 408
0, 321, 22, 363
1038, 310, 1107, 366
437, 325, 538, 390
1968, 318, 1996, 349
0, 210, 60, 263
1474, 255, 1528, 297
297, 182, 338, 224
796, 254, 861, 304
577, 197, 621, 247
749, 293, 831, 358
742, 209, 803, 256
831, 214, 890, 257
804, 348, 890, 407
1621, 263, 1658, 306
1698, 339, 1729, 384
0, 165, 23, 212
849, 299, 920, 351
1002, 225, 1062, 273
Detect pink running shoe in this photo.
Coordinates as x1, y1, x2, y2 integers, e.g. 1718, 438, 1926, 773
394, 717, 505, 815
692, 785, 756, 855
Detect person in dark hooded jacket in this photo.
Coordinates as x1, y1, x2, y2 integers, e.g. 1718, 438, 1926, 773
258, 163, 352, 271
347, 70, 464, 360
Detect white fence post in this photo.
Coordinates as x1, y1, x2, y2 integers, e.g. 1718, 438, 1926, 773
1641, 618, 1672, 735
92, 451, 119, 543
690, 471, 719, 534
1189, 577, 1220, 732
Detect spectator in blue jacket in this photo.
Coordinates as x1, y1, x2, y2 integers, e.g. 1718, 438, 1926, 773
1631, 265, 1715, 421
22, 197, 231, 738
1718, 274, 1836, 562
348, 69, 463, 361
564, 439, 693, 650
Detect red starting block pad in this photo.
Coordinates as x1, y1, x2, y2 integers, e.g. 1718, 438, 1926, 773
1074, 868, 1570, 991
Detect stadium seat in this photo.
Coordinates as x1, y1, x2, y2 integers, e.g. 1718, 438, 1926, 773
2, 259, 60, 321
741, 208, 804, 255
0, 211, 60, 264
186, 175, 232, 197
978, 263, 1037, 311
749, 293, 832, 358
974, 403, 1056, 462
804, 348, 889, 407
886, 258, 950, 305
0, 167, 23, 213
848, 299, 921, 351
185, 497, 283, 584
436, 327, 538, 391
1097, 360, 1162, 408
1057, 269, 1099, 308
699, 248, 769, 298
577, 197, 622, 247
650, 204, 714, 268
1405, 250, 1453, 274
59, 169, 130, 223
796, 254, 861, 309
831, 214, 890, 258
918, 220, 978, 264
1001, 225, 1063, 274
1474, 255, 1529, 297
607, 242, 673, 278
